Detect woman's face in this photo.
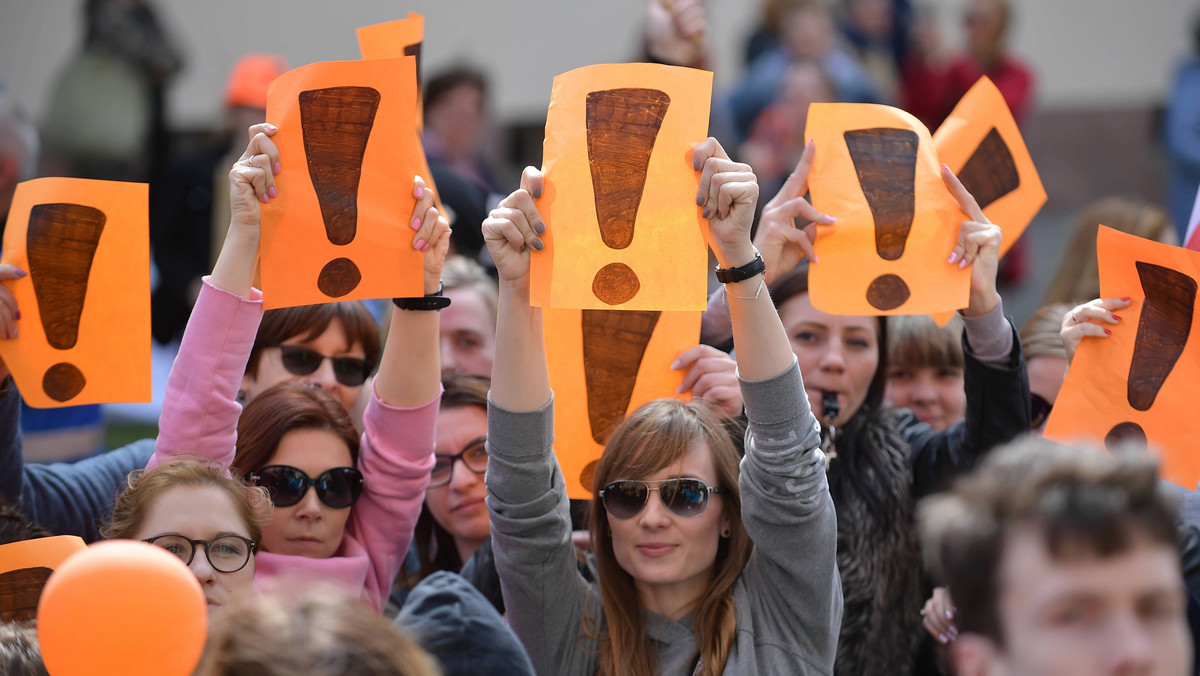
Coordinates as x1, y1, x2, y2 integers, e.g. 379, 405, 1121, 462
779, 292, 880, 424
440, 288, 496, 378
885, 363, 966, 431
425, 405, 490, 562
133, 485, 256, 609
259, 428, 355, 559
242, 318, 366, 413
606, 440, 730, 617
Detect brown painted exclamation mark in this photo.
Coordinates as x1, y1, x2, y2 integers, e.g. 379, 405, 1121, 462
578, 309, 661, 490
585, 88, 670, 306
27, 203, 106, 402
955, 127, 1020, 210
299, 86, 381, 298
1105, 262, 1196, 451
844, 128, 919, 311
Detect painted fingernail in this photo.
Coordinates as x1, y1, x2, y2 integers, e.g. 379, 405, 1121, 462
958, 258, 969, 269
693, 155, 702, 171
262, 194, 270, 204
273, 161, 281, 174
1121, 296, 1132, 302
268, 186, 277, 198
824, 215, 837, 223
938, 634, 948, 645
1112, 314, 1122, 321
696, 192, 705, 206
1104, 329, 1112, 335
534, 222, 546, 235
415, 239, 426, 250
412, 217, 422, 230
670, 359, 681, 370
13, 270, 26, 278
533, 185, 543, 199
264, 124, 277, 132
942, 163, 951, 172
702, 207, 712, 219
947, 252, 959, 264
532, 238, 544, 251
13, 310, 19, 321
415, 185, 424, 199
421, 242, 432, 252
946, 609, 953, 620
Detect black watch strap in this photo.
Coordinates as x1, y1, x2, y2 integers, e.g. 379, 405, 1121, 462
393, 282, 452, 311
714, 251, 766, 284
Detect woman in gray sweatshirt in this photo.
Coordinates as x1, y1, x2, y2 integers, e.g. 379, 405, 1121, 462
481, 138, 841, 675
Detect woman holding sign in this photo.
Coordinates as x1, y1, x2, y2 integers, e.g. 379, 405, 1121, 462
483, 139, 840, 674
147, 123, 449, 613
750, 142, 1030, 675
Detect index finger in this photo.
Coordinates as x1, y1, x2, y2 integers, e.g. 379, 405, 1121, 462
772, 140, 815, 205
941, 164, 987, 223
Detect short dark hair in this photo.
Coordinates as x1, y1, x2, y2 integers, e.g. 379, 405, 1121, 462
423, 66, 486, 119
247, 302, 381, 380
919, 438, 1179, 644
233, 383, 361, 475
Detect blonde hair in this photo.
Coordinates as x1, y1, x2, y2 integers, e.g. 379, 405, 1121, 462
1042, 198, 1173, 307
587, 399, 750, 676
1019, 304, 1071, 360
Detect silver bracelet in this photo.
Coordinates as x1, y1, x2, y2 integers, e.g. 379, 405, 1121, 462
723, 275, 766, 301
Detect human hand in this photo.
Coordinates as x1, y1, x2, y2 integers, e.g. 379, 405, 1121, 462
0, 264, 24, 383
229, 123, 281, 233
482, 167, 546, 285
693, 138, 760, 269
753, 140, 837, 284
410, 176, 452, 295
645, 0, 707, 67
921, 586, 958, 644
941, 164, 1003, 317
673, 344, 743, 418
1061, 296, 1131, 363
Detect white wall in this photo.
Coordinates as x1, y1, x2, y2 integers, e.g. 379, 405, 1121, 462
0, 0, 1196, 130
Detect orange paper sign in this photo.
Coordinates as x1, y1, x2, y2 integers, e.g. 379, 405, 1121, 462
532, 63, 713, 311
545, 307, 700, 499
0, 178, 150, 407
0, 535, 85, 623
261, 57, 420, 309
1044, 226, 1200, 489
806, 104, 968, 315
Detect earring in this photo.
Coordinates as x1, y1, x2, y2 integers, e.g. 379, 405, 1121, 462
721, 527, 731, 538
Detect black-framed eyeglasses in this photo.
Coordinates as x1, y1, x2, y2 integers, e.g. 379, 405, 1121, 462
599, 478, 727, 520
143, 534, 257, 574
249, 465, 364, 509
1031, 393, 1054, 429
269, 345, 374, 387
430, 437, 488, 488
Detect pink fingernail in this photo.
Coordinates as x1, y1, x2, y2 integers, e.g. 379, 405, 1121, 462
946, 610, 953, 620
825, 215, 837, 223
262, 194, 270, 204
411, 217, 422, 230
421, 242, 431, 252
938, 634, 948, 645
947, 252, 959, 264
1104, 328, 1112, 335
264, 124, 277, 132
268, 186, 277, 198
1121, 296, 1131, 302
415, 186, 424, 198
957, 258, 968, 269
1112, 314, 1122, 321
415, 239, 426, 250
273, 161, 281, 174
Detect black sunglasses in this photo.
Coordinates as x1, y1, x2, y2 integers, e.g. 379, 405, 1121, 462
1031, 393, 1054, 429
249, 465, 364, 509
599, 478, 727, 520
270, 345, 373, 387
430, 437, 488, 488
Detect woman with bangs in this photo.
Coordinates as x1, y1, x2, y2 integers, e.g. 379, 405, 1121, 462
147, 122, 450, 612
482, 139, 840, 675
884, 315, 966, 432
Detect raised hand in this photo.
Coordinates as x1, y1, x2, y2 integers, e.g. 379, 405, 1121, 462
692, 137, 759, 269
1060, 296, 1131, 362
229, 123, 281, 232
753, 140, 837, 284
410, 176, 452, 295
483, 167, 546, 285
673, 344, 742, 418
941, 164, 1003, 316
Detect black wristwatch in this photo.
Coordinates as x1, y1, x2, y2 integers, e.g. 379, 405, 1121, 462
714, 247, 766, 284
393, 282, 452, 311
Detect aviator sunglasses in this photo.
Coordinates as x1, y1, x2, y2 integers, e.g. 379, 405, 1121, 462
249, 465, 365, 509
599, 478, 727, 520
269, 345, 374, 387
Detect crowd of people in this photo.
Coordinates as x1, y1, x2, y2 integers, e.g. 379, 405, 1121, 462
1, 0, 1198, 674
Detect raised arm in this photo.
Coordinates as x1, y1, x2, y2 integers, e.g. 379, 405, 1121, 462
150, 124, 279, 468
694, 137, 841, 671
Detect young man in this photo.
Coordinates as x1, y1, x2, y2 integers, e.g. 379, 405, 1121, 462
921, 438, 1192, 676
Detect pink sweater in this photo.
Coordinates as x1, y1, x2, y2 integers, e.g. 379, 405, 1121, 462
150, 279, 438, 612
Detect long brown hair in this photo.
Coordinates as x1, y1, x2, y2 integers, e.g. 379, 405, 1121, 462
588, 399, 751, 676
233, 382, 360, 476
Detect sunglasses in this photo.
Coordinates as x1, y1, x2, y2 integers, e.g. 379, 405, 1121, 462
270, 345, 373, 387
1031, 393, 1054, 429
248, 465, 364, 509
430, 437, 488, 488
599, 478, 727, 520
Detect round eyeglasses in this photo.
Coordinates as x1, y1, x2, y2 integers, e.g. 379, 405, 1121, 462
143, 534, 258, 573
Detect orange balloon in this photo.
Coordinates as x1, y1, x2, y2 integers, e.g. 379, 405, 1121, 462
37, 540, 207, 676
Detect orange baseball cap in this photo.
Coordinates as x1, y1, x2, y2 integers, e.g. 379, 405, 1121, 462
224, 53, 289, 109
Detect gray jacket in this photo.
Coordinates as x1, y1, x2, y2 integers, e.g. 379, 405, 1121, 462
486, 363, 841, 675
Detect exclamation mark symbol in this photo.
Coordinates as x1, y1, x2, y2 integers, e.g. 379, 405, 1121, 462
299, 86, 381, 299
955, 128, 1019, 210
1105, 262, 1196, 451
27, 203, 106, 402
578, 309, 661, 490
585, 88, 670, 306
844, 128, 919, 311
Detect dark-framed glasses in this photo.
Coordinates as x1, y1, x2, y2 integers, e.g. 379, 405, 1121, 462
249, 465, 364, 509
430, 437, 488, 488
143, 534, 257, 573
269, 345, 373, 387
599, 478, 727, 520
1031, 393, 1054, 429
